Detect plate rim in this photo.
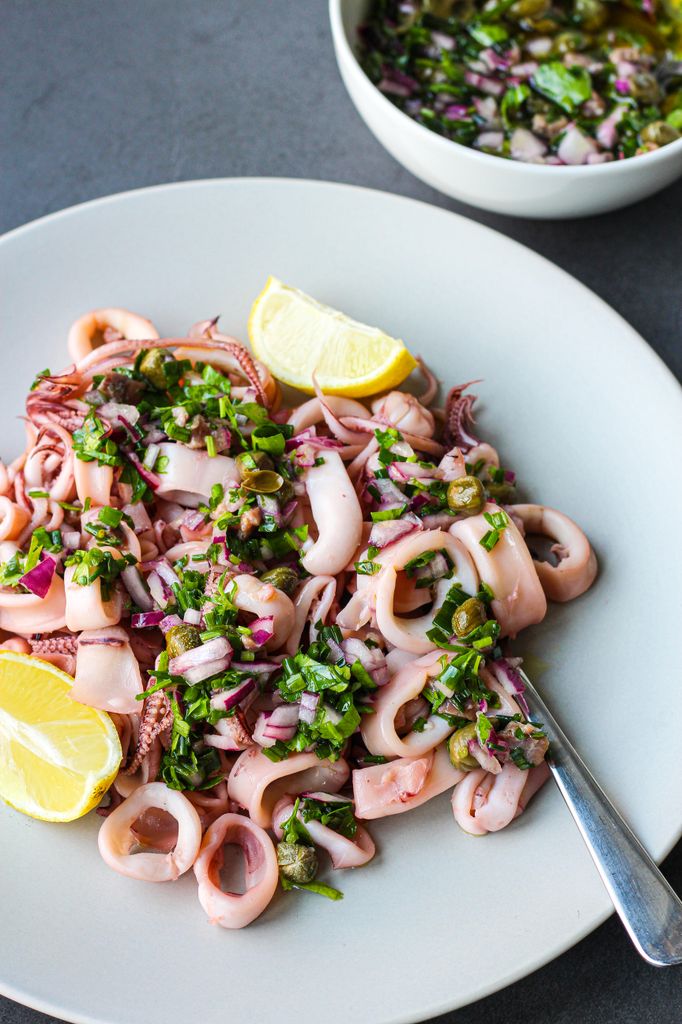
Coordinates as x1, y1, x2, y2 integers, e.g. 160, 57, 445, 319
1, 176, 681, 1024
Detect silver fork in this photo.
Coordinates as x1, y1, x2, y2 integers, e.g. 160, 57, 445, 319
519, 668, 682, 966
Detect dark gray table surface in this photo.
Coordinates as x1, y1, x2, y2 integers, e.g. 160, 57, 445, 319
1, 2, 680, 1023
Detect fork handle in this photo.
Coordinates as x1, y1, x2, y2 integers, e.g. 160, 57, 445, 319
520, 670, 682, 966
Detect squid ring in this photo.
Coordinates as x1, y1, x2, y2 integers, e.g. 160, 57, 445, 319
509, 504, 598, 602
361, 649, 455, 758
97, 782, 202, 882
193, 813, 278, 929
450, 502, 547, 638
68, 307, 159, 362
374, 529, 478, 654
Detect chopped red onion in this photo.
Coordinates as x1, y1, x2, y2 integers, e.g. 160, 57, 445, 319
121, 565, 154, 611
368, 513, 422, 550
476, 131, 504, 150
299, 690, 320, 724
122, 502, 152, 534
147, 570, 170, 609
61, 530, 81, 551
231, 660, 278, 675
125, 449, 161, 490
413, 551, 450, 587
479, 47, 509, 72
372, 476, 407, 507
557, 126, 597, 165
244, 616, 273, 649
181, 655, 232, 685
130, 610, 166, 629
183, 608, 202, 625
153, 559, 181, 588
159, 613, 183, 634
169, 636, 232, 678
341, 638, 390, 686
388, 461, 436, 482
19, 555, 56, 599
299, 790, 351, 804
510, 60, 538, 78
444, 103, 469, 119
210, 678, 256, 712
256, 494, 281, 526
431, 30, 455, 51
490, 658, 530, 719
473, 95, 498, 122
464, 70, 504, 96
510, 127, 547, 162
99, 402, 140, 428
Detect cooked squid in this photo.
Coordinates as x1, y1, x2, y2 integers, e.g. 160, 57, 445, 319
0, 307, 597, 925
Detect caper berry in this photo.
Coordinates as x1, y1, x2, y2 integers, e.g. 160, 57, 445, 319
139, 348, 171, 390
485, 480, 516, 503
553, 30, 588, 55
235, 450, 274, 479
277, 841, 318, 884
573, 0, 606, 30
241, 470, 284, 494
260, 566, 300, 596
640, 120, 680, 146
277, 478, 295, 506
630, 73, 661, 104
166, 623, 202, 659
508, 0, 548, 21
447, 723, 479, 771
446, 475, 485, 516
452, 597, 487, 639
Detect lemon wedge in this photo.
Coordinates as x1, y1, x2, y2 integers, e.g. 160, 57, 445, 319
248, 276, 417, 396
0, 651, 121, 822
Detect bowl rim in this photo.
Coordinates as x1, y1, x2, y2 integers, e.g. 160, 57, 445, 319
329, 0, 682, 176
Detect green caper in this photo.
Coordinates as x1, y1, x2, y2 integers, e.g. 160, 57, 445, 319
235, 450, 274, 479
139, 348, 172, 390
629, 73, 661, 104
452, 597, 487, 639
277, 478, 295, 505
446, 475, 485, 516
260, 566, 299, 596
662, 92, 682, 117
640, 120, 681, 146
553, 30, 588, 55
166, 623, 202, 659
508, 0, 548, 21
447, 723, 479, 771
241, 470, 284, 494
485, 480, 516, 503
573, 0, 606, 30
277, 841, 318, 884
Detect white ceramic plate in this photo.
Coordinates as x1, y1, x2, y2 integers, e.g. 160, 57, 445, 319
1, 180, 681, 1024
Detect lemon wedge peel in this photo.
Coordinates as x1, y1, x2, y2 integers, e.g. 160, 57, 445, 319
248, 276, 418, 397
0, 651, 121, 822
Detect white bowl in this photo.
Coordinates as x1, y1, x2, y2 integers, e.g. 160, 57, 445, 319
330, 0, 682, 218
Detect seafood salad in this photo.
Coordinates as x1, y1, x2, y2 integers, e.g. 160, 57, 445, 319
0, 303, 597, 929
360, 0, 682, 164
